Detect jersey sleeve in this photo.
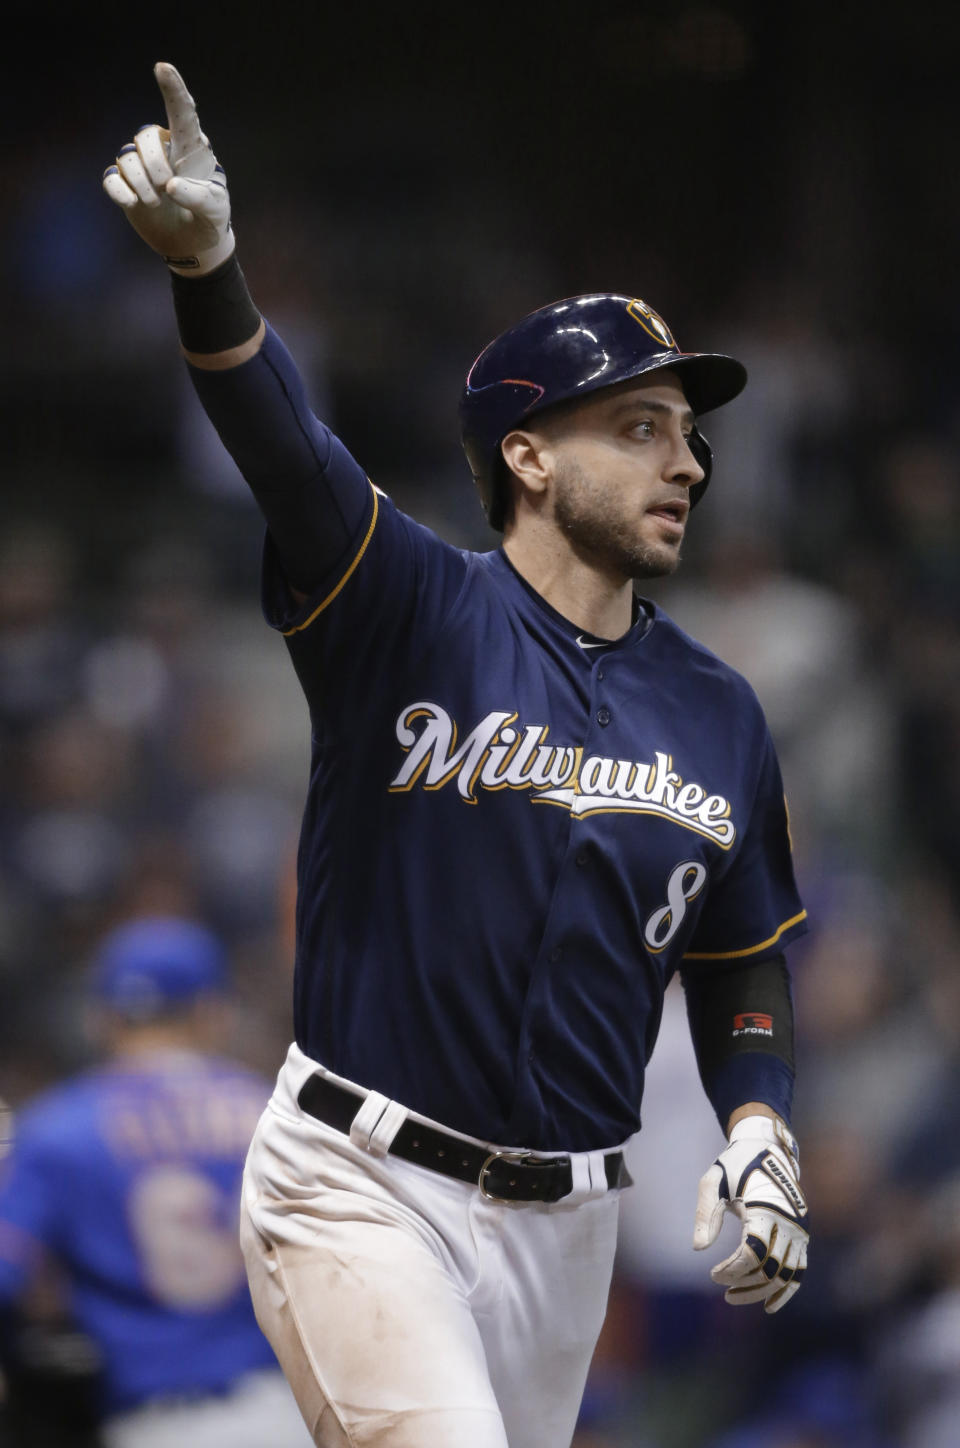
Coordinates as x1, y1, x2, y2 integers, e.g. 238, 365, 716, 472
264, 488, 471, 724
683, 725, 807, 966
186, 322, 374, 595
188, 320, 470, 722
679, 723, 807, 1127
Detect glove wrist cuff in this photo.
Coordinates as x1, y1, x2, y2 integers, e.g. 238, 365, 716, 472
165, 227, 236, 278
728, 1113, 799, 1165
728, 1114, 779, 1144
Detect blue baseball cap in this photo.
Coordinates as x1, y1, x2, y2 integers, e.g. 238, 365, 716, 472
92, 916, 227, 1019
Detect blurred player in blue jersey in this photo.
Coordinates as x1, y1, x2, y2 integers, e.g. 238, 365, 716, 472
0, 917, 313, 1448
102, 65, 812, 1448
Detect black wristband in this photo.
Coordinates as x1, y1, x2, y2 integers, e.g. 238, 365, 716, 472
170, 253, 261, 354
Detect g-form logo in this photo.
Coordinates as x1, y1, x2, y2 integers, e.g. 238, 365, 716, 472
732, 1012, 774, 1037
627, 298, 677, 350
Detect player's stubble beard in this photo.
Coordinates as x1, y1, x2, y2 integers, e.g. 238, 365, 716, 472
552, 456, 683, 581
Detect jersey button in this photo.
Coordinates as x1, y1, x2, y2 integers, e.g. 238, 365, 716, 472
576, 849, 589, 866
597, 668, 605, 681
596, 706, 611, 726
548, 945, 563, 962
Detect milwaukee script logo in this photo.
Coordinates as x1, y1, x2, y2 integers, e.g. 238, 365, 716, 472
732, 1012, 774, 1038
388, 702, 737, 848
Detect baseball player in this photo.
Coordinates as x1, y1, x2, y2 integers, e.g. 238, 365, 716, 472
102, 64, 811, 1448
0, 916, 313, 1448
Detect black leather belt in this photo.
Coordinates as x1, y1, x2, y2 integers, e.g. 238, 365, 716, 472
297, 1074, 627, 1204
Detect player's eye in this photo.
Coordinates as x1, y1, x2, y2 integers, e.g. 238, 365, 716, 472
629, 419, 655, 437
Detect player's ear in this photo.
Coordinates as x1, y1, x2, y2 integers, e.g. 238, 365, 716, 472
500, 429, 551, 500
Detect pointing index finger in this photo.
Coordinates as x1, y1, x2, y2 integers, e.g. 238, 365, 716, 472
154, 61, 203, 162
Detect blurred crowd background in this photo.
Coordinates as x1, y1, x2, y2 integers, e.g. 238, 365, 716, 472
3, 3, 960, 1445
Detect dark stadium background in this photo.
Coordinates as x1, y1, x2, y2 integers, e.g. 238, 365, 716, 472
3, 5, 960, 1445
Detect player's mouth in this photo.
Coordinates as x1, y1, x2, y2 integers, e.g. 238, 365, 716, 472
646, 499, 689, 537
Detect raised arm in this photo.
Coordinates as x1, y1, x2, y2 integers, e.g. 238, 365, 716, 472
103, 63, 369, 597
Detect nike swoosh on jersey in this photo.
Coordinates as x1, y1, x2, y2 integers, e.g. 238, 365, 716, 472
576, 635, 607, 649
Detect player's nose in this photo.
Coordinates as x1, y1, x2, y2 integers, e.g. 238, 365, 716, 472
666, 433, 706, 489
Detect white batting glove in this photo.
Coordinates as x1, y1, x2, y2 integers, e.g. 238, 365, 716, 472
693, 1114, 808, 1314
102, 62, 234, 275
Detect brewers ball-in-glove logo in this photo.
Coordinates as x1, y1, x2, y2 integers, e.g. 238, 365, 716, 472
627, 298, 677, 349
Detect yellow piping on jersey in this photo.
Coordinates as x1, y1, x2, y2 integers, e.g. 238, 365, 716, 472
282, 482, 380, 636
682, 909, 808, 961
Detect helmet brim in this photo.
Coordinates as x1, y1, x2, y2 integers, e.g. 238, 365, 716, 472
654, 351, 748, 416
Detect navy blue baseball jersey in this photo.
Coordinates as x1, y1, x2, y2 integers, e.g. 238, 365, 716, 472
193, 325, 807, 1155
0, 1053, 276, 1414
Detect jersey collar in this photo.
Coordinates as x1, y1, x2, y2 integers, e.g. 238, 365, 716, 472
492, 547, 656, 652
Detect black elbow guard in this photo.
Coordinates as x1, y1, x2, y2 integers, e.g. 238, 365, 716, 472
682, 952, 795, 1092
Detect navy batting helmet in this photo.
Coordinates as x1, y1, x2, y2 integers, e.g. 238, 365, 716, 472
460, 294, 747, 530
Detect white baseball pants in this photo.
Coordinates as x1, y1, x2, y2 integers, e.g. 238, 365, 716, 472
240, 1044, 623, 1448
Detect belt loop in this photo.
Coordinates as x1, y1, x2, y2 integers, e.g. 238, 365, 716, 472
368, 1099, 408, 1155
348, 1091, 407, 1157
563, 1150, 611, 1207
348, 1091, 390, 1153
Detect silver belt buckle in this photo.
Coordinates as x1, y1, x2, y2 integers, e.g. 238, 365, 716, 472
478, 1149, 536, 1203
